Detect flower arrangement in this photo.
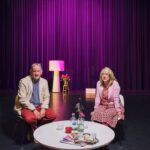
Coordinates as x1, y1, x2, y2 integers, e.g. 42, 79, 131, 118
75, 98, 85, 132
61, 74, 70, 81
75, 98, 85, 118
61, 74, 70, 93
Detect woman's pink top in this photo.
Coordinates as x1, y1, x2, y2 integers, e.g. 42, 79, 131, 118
94, 80, 121, 112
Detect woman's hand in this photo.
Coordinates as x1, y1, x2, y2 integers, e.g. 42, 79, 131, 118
91, 111, 94, 116
117, 111, 122, 120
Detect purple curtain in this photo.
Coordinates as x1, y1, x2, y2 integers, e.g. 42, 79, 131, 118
0, 0, 150, 91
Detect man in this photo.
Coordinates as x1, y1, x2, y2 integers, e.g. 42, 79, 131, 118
14, 63, 56, 130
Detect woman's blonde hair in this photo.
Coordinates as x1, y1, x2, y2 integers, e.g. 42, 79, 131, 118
99, 67, 116, 86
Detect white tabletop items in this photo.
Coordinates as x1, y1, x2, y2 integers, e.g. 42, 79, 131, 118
34, 120, 115, 150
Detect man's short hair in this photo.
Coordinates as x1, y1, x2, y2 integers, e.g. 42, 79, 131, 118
30, 63, 43, 73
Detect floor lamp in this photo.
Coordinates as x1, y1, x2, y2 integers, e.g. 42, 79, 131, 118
49, 60, 64, 92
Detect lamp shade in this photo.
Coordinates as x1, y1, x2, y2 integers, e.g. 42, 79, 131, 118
49, 60, 64, 71
49, 60, 64, 92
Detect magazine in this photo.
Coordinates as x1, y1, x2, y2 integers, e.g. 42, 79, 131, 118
60, 132, 98, 147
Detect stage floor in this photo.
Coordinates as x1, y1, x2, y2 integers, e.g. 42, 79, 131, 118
0, 91, 150, 150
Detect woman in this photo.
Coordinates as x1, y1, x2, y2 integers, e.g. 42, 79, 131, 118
91, 67, 124, 128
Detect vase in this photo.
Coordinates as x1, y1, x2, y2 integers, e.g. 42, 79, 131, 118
62, 79, 69, 93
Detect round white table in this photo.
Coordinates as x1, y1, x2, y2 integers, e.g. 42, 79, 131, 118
34, 120, 115, 150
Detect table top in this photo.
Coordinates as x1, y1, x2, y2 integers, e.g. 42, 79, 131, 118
34, 120, 115, 150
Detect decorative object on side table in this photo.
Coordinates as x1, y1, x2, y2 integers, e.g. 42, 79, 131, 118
61, 74, 70, 93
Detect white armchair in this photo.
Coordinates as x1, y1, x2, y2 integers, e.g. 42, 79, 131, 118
118, 94, 125, 121
119, 94, 125, 106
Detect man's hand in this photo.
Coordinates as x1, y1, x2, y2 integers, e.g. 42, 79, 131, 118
40, 108, 46, 118
33, 109, 41, 120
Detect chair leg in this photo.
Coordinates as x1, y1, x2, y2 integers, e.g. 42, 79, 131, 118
112, 120, 125, 145
12, 118, 33, 145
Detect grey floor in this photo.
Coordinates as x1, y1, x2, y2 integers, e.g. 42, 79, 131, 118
0, 91, 150, 150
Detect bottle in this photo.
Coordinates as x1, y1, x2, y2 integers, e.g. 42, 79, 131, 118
70, 113, 77, 130
77, 116, 84, 132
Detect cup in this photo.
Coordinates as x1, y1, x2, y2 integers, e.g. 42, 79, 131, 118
65, 127, 72, 133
